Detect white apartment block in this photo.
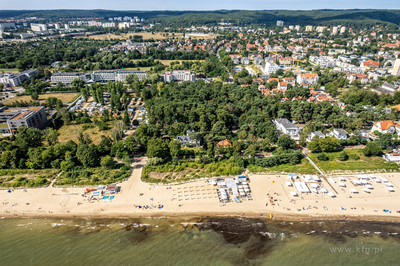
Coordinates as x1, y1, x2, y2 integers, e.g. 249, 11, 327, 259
91, 70, 148, 82
297, 73, 319, 85
51, 72, 90, 85
295, 25, 301, 31
264, 62, 280, 74
0, 70, 38, 87
31, 23, 47, 32
340, 27, 346, 34
102, 23, 115, 28
332, 27, 338, 35
276, 20, 284, 27
161, 70, 196, 83
393, 59, 400, 77
274, 118, 300, 140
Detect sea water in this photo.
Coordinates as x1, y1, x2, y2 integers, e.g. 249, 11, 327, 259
0, 217, 400, 266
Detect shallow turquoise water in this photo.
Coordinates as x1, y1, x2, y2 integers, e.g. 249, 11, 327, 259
0, 217, 400, 266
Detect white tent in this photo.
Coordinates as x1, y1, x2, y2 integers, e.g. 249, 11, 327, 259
329, 177, 336, 184
350, 188, 358, 194
328, 192, 336, 197
290, 191, 298, 196
366, 184, 374, 189
285, 182, 293, 187
352, 180, 361, 185
338, 183, 346, 187
387, 187, 395, 192
321, 188, 328, 193
295, 182, 310, 193
244, 188, 250, 192
386, 183, 393, 187
339, 177, 346, 182
362, 188, 370, 193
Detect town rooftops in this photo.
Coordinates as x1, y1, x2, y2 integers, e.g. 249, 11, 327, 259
300, 73, 318, 78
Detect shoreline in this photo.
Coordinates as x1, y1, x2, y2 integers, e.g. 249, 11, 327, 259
2, 211, 400, 224
3, 158, 400, 224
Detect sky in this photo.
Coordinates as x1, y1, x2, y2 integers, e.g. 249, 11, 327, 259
2, 0, 400, 10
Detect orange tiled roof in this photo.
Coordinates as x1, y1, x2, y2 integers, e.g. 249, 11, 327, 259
374, 120, 395, 130
218, 139, 232, 147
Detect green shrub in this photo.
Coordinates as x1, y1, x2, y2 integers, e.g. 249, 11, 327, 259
316, 153, 328, 161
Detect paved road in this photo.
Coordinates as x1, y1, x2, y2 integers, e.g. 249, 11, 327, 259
217, 46, 233, 80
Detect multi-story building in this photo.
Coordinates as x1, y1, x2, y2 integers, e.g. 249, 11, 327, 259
51, 72, 90, 85
0, 70, 38, 87
276, 20, 284, 27
91, 70, 148, 82
161, 70, 196, 83
296, 73, 319, 85
0, 106, 47, 134
54, 23, 60, 30
332, 27, 338, 35
273, 118, 300, 140
392, 59, 400, 76
295, 25, 301, 31
305, 25, 313, 32
340, 27, 346, 34
31, 23, 47, 32
264, 62, 280, 75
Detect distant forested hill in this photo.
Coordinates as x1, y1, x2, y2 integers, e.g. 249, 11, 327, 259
1, 9, 400, 27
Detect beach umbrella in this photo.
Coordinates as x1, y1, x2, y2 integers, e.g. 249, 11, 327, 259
7, 190, 11, 193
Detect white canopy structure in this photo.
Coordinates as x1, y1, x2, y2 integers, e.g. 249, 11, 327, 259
321, 188, 328, 193
366, 184, 374, 189
386, 183, 393, 187
387, 187, 395, 192
362, 188, 370, 193
285, 182, 293, 187
294, 182, 310, 193
350, 188, 358, 194
290, 191, 298, 196
338, 183, 346, 187
339, 177, 346, 182
329, 177, 336, 184
328, 192, 336, 197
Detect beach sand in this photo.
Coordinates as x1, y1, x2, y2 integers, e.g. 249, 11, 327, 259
2, 157, 400, 222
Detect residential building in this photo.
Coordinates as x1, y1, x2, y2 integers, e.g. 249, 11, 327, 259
307, 131, 325, 142
295, 25, 301, 31
273, 118, 300, 140
371, 120, 396, 134
278, 82, 287, 90
175, 130, 199, 147
276, 20, 284, 27
217, 139, 232, 148
0, 106, 47, 134
305, 25, 313, 31
264, 62, 280, 75
161, 70, 196, 83
346, 73, 368, 84
54, 23, 60, 30
340, 27, 346, 34
51, 72, 90, 85
31, 23, 47, 32
392, 59, 400, 76
241, 57, 250, 65
332, 27, 338, 35
280, 78, 293, 87
296, 73, 319, 85
92, 70, 148, 82
0, 70, 38, 87
361, 59, 380, 69
327, 128, 349, 140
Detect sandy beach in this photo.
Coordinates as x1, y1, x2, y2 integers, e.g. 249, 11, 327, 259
2, 157, 400, 222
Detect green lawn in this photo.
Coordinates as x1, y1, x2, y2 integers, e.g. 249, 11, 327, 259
308, 149, 400, 173
0, 68, 18, 73
247, 158, 318, 175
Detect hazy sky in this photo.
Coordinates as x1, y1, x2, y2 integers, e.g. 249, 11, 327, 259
2, 0, 400, 10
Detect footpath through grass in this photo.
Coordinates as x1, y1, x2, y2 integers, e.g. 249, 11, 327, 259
308, 149, 400, 174
247, 158, 318, 175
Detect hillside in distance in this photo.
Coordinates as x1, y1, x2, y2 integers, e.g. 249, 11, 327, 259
1, 9, 400, 27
